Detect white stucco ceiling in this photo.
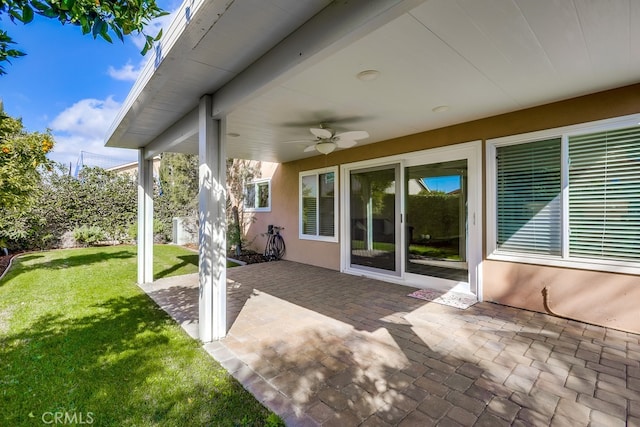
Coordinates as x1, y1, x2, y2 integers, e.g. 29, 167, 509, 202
106, 0, 640, 163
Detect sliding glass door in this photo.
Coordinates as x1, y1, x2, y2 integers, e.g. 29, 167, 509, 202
349, 164, 400, 275
342, 141, 481, 294
404, 160, 468, 282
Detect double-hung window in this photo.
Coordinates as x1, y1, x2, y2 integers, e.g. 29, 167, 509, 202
244, 179, 271, 212
487, 115, 640, 274
300, 167, 338, 242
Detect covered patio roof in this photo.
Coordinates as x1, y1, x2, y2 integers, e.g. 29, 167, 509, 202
105, 0, 640, 162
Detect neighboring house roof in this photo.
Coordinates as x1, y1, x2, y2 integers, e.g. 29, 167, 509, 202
106, 156, 161, 177
106, 0, 640, 162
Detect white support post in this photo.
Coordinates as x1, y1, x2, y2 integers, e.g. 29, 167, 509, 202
137, 149, 154, 284
198, 95, 227, 342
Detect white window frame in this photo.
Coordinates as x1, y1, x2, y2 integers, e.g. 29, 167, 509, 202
299, 167, 339, 242
487, 113, 640, 275
244, 178, 271, 212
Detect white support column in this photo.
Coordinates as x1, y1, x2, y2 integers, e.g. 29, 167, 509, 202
198, 95, 227, 342
137, 149, 154, 284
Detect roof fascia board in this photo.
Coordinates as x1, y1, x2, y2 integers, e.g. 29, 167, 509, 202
106, 0, 232, 147
211, 0, 427, 118
144, 107, 199, 159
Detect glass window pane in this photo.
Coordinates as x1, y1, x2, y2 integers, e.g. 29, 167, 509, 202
244, 183, 255, 209
405, 160, 468, 281
496, 138, 562, 255
257, 182, 270, 208
569, 127, 640, 261
301, 175, 317, 235
318, 172, 335, 236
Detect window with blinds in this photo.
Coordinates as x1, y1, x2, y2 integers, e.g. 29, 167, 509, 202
318, 172, 335, 236
300, 168, 338, 241
301, 175, 317, 235
489, 117, 640, 271
569, 127, 640, 261
496, 138, 562, 255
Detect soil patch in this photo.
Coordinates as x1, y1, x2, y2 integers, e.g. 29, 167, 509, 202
230, 250, 269, 265
0, 252, 23, 279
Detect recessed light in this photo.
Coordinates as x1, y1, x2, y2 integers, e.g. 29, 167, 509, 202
356, 70, 380, 81
227, 132, 240, 137
432, 105, 449, 113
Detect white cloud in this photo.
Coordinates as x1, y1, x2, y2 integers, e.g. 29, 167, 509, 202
48, 97, 137, 169
107, 62, 143, 81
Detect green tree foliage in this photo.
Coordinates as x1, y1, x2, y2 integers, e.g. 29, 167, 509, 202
159, 152, 198, 212
226, 159, 261, 251
156, 152, 199, 239
156, 155, 264, 251
0, 164, 137, 249
0, 106, 53, 212
0, 0, 168, 74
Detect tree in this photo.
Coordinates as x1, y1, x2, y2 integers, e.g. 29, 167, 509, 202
156, 155, 264, 252
0, 164, 138, 249
0, 0, 168, 74
158, 152, 198, 213
0, 106, 53, 212
226, 158, 261, 253
155, 152, 199, 240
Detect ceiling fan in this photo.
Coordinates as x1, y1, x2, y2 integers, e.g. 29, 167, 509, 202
286, 124, 369, 154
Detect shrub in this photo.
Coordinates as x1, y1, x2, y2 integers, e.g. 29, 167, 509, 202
73, 226, 105, 247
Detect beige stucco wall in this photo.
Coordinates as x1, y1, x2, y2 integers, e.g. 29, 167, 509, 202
246, 83, 640, 332
484, 260, 640, 334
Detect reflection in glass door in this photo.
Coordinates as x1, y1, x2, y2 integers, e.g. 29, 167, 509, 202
405, 160, 468, 281
349, 165, 400, 274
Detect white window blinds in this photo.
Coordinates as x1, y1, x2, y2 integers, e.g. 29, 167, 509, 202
496, 138, 562, 255
569, 127, 640, 261
301, 175, 318, 235
318, 172, 335, 237
300, 170, 337, 240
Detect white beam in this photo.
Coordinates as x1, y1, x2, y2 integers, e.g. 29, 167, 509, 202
212, 0, 426, 117
144, 107, 199, 160
198, 95, 227, 342
137, 149, 154, 284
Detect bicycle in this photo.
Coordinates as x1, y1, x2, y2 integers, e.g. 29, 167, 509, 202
264, 225, 286, 261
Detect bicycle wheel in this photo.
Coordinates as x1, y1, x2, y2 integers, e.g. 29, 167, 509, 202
273, 234, 285, 259
264, 235, 275, 260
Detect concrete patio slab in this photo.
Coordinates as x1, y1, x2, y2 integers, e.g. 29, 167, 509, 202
141, 261, 640, 426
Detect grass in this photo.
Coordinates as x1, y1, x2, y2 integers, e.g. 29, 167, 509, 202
351, 240, 461, 261
408, 244, 461, 260
0, 245, 283, 426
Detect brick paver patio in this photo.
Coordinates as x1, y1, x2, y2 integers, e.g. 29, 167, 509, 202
141, 261, 640, 426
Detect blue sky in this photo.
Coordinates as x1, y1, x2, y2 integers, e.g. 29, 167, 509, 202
0, 1, 178, 169
423, 176, 461, 194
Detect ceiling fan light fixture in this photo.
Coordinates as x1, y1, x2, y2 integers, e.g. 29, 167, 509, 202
315, 141, 336, 155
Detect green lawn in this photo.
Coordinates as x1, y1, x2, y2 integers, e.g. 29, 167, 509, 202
0, 245, 282, 426
408, 244, 461, 260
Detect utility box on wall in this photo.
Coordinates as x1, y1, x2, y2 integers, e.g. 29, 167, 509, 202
172, 216, 198, 245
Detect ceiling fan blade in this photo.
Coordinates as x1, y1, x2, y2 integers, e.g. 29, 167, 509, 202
310, 128, 333, 139
334, 130, 369, 141
303, 145, 317, 152
336, 140, 357, 148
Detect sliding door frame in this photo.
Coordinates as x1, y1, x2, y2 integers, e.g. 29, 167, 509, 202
340, 140, 483, 299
